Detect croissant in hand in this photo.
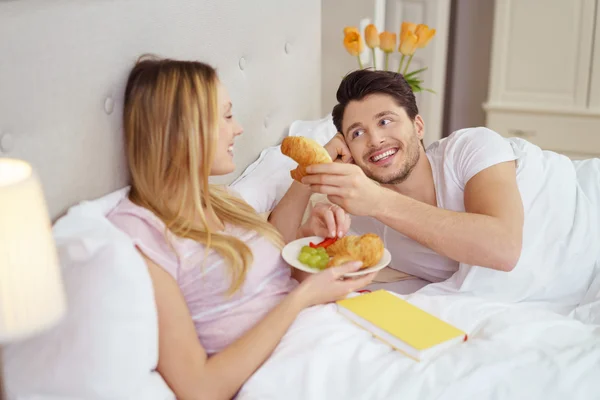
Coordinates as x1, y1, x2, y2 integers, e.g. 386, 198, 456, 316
281, 136, 332, 181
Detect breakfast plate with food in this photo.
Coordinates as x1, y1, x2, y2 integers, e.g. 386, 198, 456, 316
281, 234, 392, 277
279, 136, 391, 276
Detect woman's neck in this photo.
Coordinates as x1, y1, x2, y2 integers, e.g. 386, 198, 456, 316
130, 188, 225, 232
169, 197, 225, 232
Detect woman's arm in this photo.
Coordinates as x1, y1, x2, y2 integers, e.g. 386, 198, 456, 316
143, 252, 374, 400
268, 181, 313, 243
269, 133, 354, 243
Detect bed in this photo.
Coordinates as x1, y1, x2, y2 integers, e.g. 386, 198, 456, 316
1, 1, 600, 399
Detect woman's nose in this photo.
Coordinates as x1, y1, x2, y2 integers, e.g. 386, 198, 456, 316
234, 119, 244, 136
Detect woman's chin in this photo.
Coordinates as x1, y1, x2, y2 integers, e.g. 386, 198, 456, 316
209, 163, 236, 177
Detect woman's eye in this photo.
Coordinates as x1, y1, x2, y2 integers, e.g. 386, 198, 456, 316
225, 115, 233, 120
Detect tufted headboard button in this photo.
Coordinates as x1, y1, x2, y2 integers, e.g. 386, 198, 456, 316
0, 133, 14, 153
104, 97, 114, 115
238, 57, 247, 71
285, 42, 292, 54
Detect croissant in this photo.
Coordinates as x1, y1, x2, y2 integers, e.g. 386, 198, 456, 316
326, 233, 385, 269
281, 136, 332, 181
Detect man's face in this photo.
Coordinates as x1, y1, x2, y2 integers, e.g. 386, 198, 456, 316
341, 93, 425, 185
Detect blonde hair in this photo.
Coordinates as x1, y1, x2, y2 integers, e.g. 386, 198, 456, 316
123, 55, 284, 294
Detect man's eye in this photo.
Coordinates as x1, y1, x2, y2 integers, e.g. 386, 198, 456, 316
380, 118, 391, 126
352, 129, 364, 139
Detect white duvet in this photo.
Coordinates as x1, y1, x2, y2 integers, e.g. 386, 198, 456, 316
238, 157, 600, 399
238, 284, 600, 400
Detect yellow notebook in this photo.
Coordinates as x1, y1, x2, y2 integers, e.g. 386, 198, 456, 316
336, 290, 467, 361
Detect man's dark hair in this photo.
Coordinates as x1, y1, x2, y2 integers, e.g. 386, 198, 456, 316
332, 69, 419, 134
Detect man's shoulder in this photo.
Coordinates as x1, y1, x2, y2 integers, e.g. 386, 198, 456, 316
432, 127, 503, 146
427, 127, 507, 155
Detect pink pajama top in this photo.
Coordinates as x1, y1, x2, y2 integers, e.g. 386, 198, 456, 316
107, 196, 298, 354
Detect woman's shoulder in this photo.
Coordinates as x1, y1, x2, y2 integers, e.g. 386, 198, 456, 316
107, 196, 166, 236
107, 197, 184, 274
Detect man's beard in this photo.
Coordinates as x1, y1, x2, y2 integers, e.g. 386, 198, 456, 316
361, 134, 421, 185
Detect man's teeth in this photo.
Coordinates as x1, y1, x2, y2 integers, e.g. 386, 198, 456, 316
372, 149, 396, 162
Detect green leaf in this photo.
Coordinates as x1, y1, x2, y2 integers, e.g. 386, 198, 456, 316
405, 76, 422, 86
409, 81, 423, 92
404, 67, 428, 79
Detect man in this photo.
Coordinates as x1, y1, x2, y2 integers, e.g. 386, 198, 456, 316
271, 69, 600, 304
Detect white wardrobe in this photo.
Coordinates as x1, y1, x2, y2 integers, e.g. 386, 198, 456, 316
484, 0, 600, 159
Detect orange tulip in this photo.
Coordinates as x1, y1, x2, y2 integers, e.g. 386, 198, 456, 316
398, 22, 418, 74
399, 30, 418, 56
344, 26, 360, 36
379, 31, 396, 53
379, 31, 396, 70
415, 24, 436, 48
400, 22, 417, 41
364, 24, 380, 49
343, 31, 364, 57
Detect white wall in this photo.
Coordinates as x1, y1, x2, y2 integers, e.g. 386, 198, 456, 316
321, 0, 379, 117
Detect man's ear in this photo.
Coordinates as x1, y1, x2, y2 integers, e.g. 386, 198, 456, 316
414, 115, 425, 139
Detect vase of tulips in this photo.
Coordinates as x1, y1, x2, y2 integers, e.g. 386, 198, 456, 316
343, 22, 436, 93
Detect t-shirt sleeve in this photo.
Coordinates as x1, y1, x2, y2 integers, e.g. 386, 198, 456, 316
445, 127, 518, 188
108, 212, 180, 281
226, 185, 243, 200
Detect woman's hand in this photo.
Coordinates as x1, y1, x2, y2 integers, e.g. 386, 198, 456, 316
292, 261, 376, 308
297, 202, 351, 239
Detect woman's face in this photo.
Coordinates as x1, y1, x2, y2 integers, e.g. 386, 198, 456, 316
210, 82, 244, 176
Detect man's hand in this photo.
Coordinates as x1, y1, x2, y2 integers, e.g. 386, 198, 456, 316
325, 133, 353, 163
302, 163, 383, 216
297, 202, 351, 239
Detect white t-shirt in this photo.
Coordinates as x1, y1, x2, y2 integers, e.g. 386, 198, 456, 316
351, 127, 600, 303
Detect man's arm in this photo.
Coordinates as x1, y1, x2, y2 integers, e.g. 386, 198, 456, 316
268, 181, 313, 243
375, 161, 524, 271
303, 161, 524, 272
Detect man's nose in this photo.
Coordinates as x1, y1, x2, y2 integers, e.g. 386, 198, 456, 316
367, 129, 386, 147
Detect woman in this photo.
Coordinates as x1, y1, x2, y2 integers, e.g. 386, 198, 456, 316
107, 55, 375, 400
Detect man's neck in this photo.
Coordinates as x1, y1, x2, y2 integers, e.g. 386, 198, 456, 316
383, 150, 437, 207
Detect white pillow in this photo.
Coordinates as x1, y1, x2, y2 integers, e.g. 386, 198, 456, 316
230, 114, 337, 214
229, 145, 296, 214
287, 113, 337, 145
3, 188, 175, 400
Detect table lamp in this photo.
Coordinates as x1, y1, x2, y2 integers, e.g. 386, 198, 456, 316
0, 158, 66, 399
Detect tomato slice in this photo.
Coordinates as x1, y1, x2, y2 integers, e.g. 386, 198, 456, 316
309, 237, 338, 248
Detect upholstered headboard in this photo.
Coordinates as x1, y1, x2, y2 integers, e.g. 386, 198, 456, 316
0, 0, 321, 220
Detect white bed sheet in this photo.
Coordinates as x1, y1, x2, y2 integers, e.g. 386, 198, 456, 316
367, 278, 431, 295
238, 287, 600, 400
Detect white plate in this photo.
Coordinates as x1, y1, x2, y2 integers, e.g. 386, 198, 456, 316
281, 236, 392, 277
